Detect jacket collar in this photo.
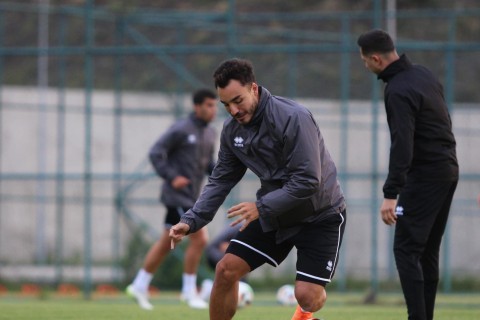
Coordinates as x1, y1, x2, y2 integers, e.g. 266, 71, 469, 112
246, 86, 268, 127
377, 54, 412, 83
189, 112, 209, 127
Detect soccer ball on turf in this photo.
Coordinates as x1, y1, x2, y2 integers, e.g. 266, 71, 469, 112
276, 284, 297, 306
237, 281, 254, 308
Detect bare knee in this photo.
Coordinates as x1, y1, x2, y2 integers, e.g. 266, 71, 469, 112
189, 229, 208, 250
215, 258, 239, 284
295, 285, 327, 312
214, 254, 249, 285
193, 235, 208, 249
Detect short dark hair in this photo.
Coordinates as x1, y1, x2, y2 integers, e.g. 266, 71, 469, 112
213, 58, 256, 89
357, 29, 395, 55
193, 88, 217, 105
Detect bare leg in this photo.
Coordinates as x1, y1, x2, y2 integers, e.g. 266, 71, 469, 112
127, 229, 171, 310
210, 253, 250, 320
184, 227, 208, 274
143, 229, 171, 273
295, 280, 327, 312
143, 227, 207, 276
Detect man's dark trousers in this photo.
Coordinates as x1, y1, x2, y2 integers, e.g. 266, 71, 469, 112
394, 179, 458, 320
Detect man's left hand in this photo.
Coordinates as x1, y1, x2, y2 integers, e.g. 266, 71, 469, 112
227, 202, 259, 231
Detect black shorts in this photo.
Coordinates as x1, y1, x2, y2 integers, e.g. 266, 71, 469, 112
226, 210, 346, 286
164, 206, 190, 228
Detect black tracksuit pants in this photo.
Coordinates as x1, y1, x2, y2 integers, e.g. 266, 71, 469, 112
394, 179, 458, 320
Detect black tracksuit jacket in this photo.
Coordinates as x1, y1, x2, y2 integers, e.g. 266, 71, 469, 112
378, 54, 459, 199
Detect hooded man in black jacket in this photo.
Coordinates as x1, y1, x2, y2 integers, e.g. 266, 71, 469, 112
357, 29, 459, 320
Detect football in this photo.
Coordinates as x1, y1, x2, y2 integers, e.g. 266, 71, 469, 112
276, 284, 297, 306
237, 281, 254, 308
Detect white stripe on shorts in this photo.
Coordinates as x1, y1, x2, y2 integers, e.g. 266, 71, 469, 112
230, 239, 279, 267
330, 211, 345, 279
296, 271, 331, 283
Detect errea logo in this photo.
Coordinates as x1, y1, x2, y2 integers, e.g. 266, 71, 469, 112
187, 134, 196, 144
395, 206, 404, 216
234, 136, 244, 147
326, 260, 333, 271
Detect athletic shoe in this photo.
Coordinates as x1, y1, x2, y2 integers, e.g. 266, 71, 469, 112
199, 279, 214, 301
126, 284, 153, 310
187, 294, 208, 309
291, 304, 314, 320
180, 292, 208, 309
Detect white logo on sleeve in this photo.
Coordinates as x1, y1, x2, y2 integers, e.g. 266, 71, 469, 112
326, 260, 333, 271
188, 134, 196, 144
395, 206, 404, 216
233, 136, 244, 147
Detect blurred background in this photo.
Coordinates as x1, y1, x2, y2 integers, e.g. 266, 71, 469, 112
0, 0, 479, 299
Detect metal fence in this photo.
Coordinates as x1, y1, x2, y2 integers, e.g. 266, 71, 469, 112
0, 1, 479, 297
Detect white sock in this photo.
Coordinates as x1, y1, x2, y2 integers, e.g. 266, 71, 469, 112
182, 273, 197, 296
132, 269, 153, 293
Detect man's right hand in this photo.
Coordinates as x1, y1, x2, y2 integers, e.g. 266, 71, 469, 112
169, 222, 190, 249
171, 176, 190, 190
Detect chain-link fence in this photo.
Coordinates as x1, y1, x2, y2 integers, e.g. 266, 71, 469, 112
0, 1, 479, 296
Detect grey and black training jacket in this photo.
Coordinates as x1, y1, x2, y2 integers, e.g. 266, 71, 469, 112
181, 87, 345, 243
149, 112, 216, 209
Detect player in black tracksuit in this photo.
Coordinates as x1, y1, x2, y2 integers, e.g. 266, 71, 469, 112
358, 30, 459, 320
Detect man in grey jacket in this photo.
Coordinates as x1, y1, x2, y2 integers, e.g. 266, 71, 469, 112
127, 89, 217, 310
170, 59, 346, 320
